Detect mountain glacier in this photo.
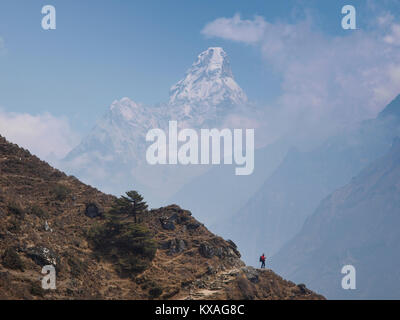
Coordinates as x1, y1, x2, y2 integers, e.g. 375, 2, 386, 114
169, 47, 247, 127
168, 47, 248, 131
61, 47, 250, 203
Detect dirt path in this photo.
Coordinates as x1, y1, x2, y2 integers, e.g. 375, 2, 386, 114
180, 267, 241, 300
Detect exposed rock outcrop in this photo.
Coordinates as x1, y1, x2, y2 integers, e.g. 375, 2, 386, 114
0, 135, 324, 300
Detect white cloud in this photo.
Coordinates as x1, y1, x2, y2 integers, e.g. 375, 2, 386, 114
202, 14, 400, 145
377, 12, 394, 27
384, 23, 400, 45
0, 110, 80, 161
202, 14, 267, 44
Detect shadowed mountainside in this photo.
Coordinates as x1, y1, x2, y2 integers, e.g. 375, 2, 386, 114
224, 95, 400, 264
271, 138, 400, 299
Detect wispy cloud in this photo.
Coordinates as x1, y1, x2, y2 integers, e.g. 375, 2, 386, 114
0, 109, 80, 161
384, 23, 400, 45
202, 13, 400, 144
202, 14, 267, 44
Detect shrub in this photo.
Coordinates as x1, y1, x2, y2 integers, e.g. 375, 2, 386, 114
30, 282, 46, 297
88, 189, 155, 276
52, 184, 70, 201
149, 286, 163, 299
2, 247, 25, 271
7, 202, 24, 216
162, 287, 180, 299
67, 257, 88, 278
7, 218, 21, 233
30, 205, 49, 218
109, 190, 148, 223
236, 275, 256, 300
88, 220, 156, 277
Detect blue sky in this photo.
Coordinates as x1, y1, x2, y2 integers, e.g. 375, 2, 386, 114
1, 0, 400, 159
0, 0, 372, 130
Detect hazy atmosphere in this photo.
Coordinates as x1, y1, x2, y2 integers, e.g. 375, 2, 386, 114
1, 0, 400, 301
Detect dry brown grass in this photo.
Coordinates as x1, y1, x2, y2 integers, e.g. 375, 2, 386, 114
0, 135, 324, 300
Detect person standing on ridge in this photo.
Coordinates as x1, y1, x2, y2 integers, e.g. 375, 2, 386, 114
260, 253, 266, 269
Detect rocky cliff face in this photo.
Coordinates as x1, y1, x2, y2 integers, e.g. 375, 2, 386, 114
0, 135, 323, 300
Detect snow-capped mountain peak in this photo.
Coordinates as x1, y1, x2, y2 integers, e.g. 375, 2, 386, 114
192, 47, 233, 78
169, 47, 247, 107
62, 47, 250, 198
109, 97, 141, 121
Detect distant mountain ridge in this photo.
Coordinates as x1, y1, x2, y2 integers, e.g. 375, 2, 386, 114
222, 94, 400, 264
270, 137, 400, 299
64, 98, 165, 166
378, 94, 400, 119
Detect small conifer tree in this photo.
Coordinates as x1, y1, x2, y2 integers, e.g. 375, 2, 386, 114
110, 190, 148, 223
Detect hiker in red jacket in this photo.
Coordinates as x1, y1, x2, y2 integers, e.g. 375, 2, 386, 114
260, 253, 266, 269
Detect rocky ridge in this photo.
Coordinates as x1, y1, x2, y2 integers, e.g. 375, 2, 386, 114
0, 135, 323, 300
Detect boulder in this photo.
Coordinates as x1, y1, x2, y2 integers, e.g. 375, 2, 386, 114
168, 213, 190, 225
206, 264, 217, 275
166, 205, 185, 215
160, 239, 187, 255
85, 203, 102, 218
241, 266, 259, 284
227, 239, 237, 249
160, 219, 176, 231
199, 244, 215, 258
199, 240, 242, 260
176, 239, 186, 252
168, 213, 180, 222
187, 223, 200, 230
297, 283, 308, 294
44, 220, 53, 232
26, 246, 59, 267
